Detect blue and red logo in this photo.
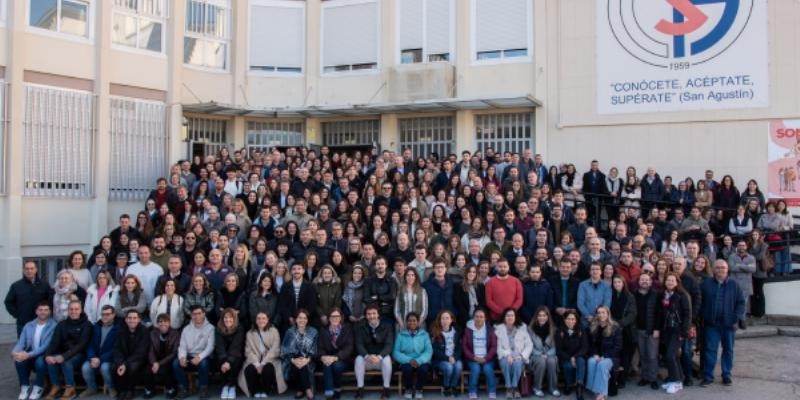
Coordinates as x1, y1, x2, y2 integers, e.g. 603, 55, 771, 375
606, 0, 755, 67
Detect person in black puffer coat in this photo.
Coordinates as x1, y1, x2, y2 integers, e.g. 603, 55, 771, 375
555, 310, 588, 398
44, 301, 92, 400
215, 308, 246, 399
112, 310, 150, 398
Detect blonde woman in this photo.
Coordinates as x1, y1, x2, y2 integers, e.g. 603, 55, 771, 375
84, 271, 119, 323
586, 306, 621, 400
231, 243, 253, 285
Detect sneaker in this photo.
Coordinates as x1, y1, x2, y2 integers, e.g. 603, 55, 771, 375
78, 388, 98, 398
174, 388, 188, 400
414, 391, 423, 400
19, 385, 30, 400
468, 393, 478, 400
29, 386, 44, 400
488, 393, 497, 400
533, 389, 545, 397
661, 382, 671, 390
551, 390, 561, 397
506, 391, 513, 399
650, 381, 660, 390
142, 389, 155, 399
404, 391, 413, 400
230, 386, 237, 399
666, 382, 683, 394
699, 379, 713, 388
165, 388, 177, 399
513, 389, 521, 399
722, 377, 733, 386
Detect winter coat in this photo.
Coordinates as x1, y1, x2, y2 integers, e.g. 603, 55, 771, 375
183, 289, 217, 322
529, 326, 557, 359
453, 284, 486, 328
113, 324, 149, 372
587, 324, 622, 366
633, 290, 661, 335
700, 277, 745, 329
214, 325, 245, 367
494, 324, 533, 363
248, 291, 280, 328
610, 289, 637, 330
363, 275, 399, 318
148, 327, 180, 367
278, 280, 319, 328
462, 320, 497, 362
660, 290, 692, 338
4, 277, 51, 328
318, 323, 355, 362
554, 326, 588, 362
280, 326, 318, 379
431, 327, 463, 363
46, 313, 93, 360
86, 322, 119, 363
393, 329, 433, 365
727, 253, 756, 297
238, 327, 286, 396
150, 294, 185, 329
354, 320, 395, 357
520, 280, 555, 324
314, 278, 342, 323
84, 284, 120, 323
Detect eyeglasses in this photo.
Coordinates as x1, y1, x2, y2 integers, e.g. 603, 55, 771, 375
186, 236, 196, 240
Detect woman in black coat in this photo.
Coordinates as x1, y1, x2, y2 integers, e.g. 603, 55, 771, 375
609, 275, 637, 387
660, 273, 692, 394
555, 310, 588, 398
215, 308, 245, 399
317, 308, 354, 400
430, 310, 463, 397
453, 265, 486, 329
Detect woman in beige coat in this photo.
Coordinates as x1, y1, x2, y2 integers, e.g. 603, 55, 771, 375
238, 311, 287, 397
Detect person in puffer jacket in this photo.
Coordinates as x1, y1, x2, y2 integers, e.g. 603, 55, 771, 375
392, 312, 433, 399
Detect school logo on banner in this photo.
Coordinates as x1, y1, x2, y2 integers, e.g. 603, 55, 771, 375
596, 0, 769, 114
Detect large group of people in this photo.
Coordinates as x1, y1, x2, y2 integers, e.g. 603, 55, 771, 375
6, 145, 790, 400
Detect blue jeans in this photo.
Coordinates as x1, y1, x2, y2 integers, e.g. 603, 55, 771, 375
81, 360, 114, 390
586, 357, 613, 396
436, 360, 463, 388
775, 248, 792, 274
498, 357, 524, 390
322, 360, 350, 395
400, 363, 431, 391
15, 356, 47, 387
561, 357, 586, 386
681, 336, 695, 381
467, 360, 496, 395
173, 357, 210, 389
47, 354, 84, 387
704, 325, 735, 381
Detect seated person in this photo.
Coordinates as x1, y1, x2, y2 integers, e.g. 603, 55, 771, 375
393, 312, 433, 400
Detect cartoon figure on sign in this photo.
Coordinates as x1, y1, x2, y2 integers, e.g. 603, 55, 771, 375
785, 138, 800, 159
778, 168, 785, 192
606, 0, 755, 67
786, 167, 797, 192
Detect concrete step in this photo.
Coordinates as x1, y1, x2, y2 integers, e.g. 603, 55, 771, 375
736, 325, 778, 339
777, 326, 800, 337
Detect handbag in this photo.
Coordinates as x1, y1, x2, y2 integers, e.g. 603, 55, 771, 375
519, 370, 532, 397
762, 251, 776, 272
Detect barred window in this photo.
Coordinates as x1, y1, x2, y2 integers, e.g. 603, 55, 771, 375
322, 119, 380, 146
399, 116, 455, 160
186, 116, 229, 159
23, 85, 95, 198
184, 0, 230, 70
475, 112, 534, 155
109, 97, 168, 201
247, 121, 305, 152
112, 0, 166, 53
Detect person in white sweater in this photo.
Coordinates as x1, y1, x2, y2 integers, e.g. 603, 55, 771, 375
127, 245, 163, 305
174, 305, 215, 399
495, 308, 533, 398
150, 278, 184, 329
83, 271, 119, 323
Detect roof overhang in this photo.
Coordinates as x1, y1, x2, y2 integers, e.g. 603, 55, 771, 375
182, 95, 542, 119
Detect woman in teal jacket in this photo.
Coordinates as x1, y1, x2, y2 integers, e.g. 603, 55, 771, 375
393, 312, 433, 399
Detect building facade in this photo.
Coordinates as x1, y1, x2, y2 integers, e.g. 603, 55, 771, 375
0, 0, 798, 321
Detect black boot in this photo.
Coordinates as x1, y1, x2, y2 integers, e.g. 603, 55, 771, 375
576, 385, 584, 400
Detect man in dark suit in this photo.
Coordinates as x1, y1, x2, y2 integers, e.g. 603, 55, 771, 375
549, 259, 580, 327
581, 160, 607, 223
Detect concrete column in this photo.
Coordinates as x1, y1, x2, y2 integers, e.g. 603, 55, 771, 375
305, 0, 321, 107
380, 113, 399, 153
92, 0, 112, 237
232, 0, 248, 107
455, 110, 476, 153
306, 118, 322, 145
0, 0, 27, 322
167, 0, 187, 162
232, 116, 246, 150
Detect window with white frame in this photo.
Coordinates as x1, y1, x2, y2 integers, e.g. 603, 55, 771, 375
184, 0, 230, 70
23, 85, 95, 197
247, 121, 304, 152
472, 0, 532, 61
399, 116, 454, 160
398, 0, 452, 64
475, 112, 534, 155
109, 97, 168, 201
322, 0, 379, 73
112, 0, 166, 53
29, 0, 92, 38
249, 0, 304, 74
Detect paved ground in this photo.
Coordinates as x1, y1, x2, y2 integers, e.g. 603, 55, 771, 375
2, 333, 797, 400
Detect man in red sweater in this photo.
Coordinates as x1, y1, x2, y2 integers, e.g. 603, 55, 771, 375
615, 250, 642, 289
485, 258, 524, 322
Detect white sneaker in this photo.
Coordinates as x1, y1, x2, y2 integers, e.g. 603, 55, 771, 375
414, 391, 424, 399
661, 382, 672, 390
220, 386, 230, 399
28, 386, 43, 400
229, 386, 237, 399
666, 382, 683, 394
18, 385, 30, 400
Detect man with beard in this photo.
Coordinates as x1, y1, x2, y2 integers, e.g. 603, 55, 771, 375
363, 257, 398, 326
485, 259, 523, 322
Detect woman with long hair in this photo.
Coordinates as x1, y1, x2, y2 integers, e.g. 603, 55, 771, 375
556, 310, 588, 399
342, 264, 367, 324
394, 268, 428, 330
183, 273, 217, 324
495, 308, 532, 399
610, 275, 637, 387
313, 265, 342, 327
217, 273, 247, 326
231, 244, 253, 287
430, 310, 463, 397
659, 273, 692, 394
454, 265, 486, 329
248, 273, 280, 329
67, 250, 92, 291
84, 270, 118, 323
528, 306, 559, 397
239, 311, 287, 397
585, 306, 621, 400
215, 308, 246, 399
150, 278, 184, 329
281, 309, 318, 400
116, 274, 147, 319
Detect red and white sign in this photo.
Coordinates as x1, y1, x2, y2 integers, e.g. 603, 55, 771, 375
768, 120, 800, 206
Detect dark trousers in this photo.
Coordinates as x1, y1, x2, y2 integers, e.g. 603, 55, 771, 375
113, 367, 141, 393
620, 327, 636, 379
288, 364, 313, 391
663, 329, 684, 383
244, 364, 277, 395
751, 276, 766, 317
400, 363, 431, 391
322, 361, 350, 393
220, 360, 242, 386
144, 363, 175, 392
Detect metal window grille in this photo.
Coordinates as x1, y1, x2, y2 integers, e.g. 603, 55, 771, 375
0, 81, 7, 195
23, 256, 67, 286
399, 116, 454, 160
109, 97, 168, 201
247, 121, 304, 152
186, 116, 229, 158
23, 85, 96, 198
475, 112, 534, 155
322, 119, 380, 146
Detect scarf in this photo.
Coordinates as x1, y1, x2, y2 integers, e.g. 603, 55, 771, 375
329, 325, 342, 349
533, 322, 550, 342
53, 282, 77, 321
342, 279, 364, 311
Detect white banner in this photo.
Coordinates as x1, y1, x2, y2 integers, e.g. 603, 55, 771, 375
596, 0, 769, 114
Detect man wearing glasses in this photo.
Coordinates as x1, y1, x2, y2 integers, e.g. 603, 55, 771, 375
79, 305, 119, 398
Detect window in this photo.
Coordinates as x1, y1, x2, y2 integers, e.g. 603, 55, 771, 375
322, 119, 380, 146
322, 0, 379, 73
475, 112, 533, 155
247, 121, 304, 152
23, 85, 95, 197
112, 0, 165, 53
398, 0, 452, 64
186, 116, 229, 159
399, 116, 454, 160
472, 0, 532, 62
29, 0, 91, 38
109, 97, 168, 200
249, 0, 304, 74
184, 0, 230, 70
23, 256, 66, 285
